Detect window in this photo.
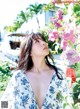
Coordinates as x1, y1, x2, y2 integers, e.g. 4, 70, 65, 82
49, 10, 54, 17
45, 10, 55, 24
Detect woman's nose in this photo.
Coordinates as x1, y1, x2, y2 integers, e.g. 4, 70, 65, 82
41, 41, 46, 45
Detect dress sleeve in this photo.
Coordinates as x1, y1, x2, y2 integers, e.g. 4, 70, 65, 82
0, 71, 19, 109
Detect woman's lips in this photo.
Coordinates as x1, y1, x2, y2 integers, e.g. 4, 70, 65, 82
43, 46, 48, 50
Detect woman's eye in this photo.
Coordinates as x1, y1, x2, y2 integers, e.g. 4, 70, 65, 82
35, 40, 39, 43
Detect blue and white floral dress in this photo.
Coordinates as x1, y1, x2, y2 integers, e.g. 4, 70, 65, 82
0, 70, 73, 109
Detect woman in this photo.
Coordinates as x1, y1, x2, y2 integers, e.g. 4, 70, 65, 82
0, 32, 73, 109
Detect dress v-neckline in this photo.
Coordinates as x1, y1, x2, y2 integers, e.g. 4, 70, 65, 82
24, 71, 56, 109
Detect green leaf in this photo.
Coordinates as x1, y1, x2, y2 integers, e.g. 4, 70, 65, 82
63, 103, 68, 109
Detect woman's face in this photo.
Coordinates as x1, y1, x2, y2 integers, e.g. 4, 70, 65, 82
31, 37, 49, 57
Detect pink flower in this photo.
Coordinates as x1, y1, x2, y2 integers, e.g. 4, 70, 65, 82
69, 30, 75, 43
69, 36, 75, 43
50, 18, 62, 28
66, 49, 80, 65
61, 41, 68, 50
49, 31, 59, 42
50, 18, 55, 22
68, 56, 80, 65
58, 10, 63, 20
52, 0, 56, 4
48, 7, 80, 64
62, 30, 75, 43
66, 50, 75, 60
55, 22, 62, 28
62, 32, 71, 40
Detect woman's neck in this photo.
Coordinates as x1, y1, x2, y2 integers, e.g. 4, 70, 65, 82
32, 57, 49, 73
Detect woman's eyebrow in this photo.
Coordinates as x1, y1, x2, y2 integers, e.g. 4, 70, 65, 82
34, 37, 42, 40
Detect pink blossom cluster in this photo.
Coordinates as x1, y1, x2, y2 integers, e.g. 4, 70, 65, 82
52, 0, 56, 4
66, 49, 80, 65
50, 10, 63, 28
49, 10, 63, 42
57, 10, 63, 20
48, 9, 80, 65
49, 10, 76, 51
61, 30, 75, 50
49, 31, 59, 42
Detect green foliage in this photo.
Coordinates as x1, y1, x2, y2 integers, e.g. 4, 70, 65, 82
73, 4, 80, 13
0, 60, 13, 91
73, 4, 80, 25
18, 11, 29, 22
4, 11, 31, 32
71, 63, 80, 104
4, 3, 45, 32
76, 18, 80, 25
4, 26, 14, 32
26, 3, 44, 29
42, 2, 55, 11
62, 4, 68, 15
71, 63, 80, 78
67, 63, 80, 105
72, 78, 80, 104
27, 3, 43, 15
39, 29, 48, 42
0, 61, 12, 77
74, 103, 80, 109
0, 72, 11, 91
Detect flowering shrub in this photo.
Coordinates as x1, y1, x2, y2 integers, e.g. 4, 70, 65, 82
47, 4, 80, 65
42, 1, 80, 108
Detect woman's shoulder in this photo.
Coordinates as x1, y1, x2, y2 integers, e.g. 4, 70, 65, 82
12, 69, 23, 76
11, 69, 26, 80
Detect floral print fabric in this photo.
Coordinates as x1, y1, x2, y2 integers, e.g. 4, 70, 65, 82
0, 70, 73, 109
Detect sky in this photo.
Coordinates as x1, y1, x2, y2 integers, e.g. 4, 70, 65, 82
0, 0, 50, 27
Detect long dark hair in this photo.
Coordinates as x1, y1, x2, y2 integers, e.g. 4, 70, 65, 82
17, 32, 63, 80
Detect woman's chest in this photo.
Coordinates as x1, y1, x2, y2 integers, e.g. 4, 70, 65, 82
24, 73, 59, 108
17, 72, 62, 109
